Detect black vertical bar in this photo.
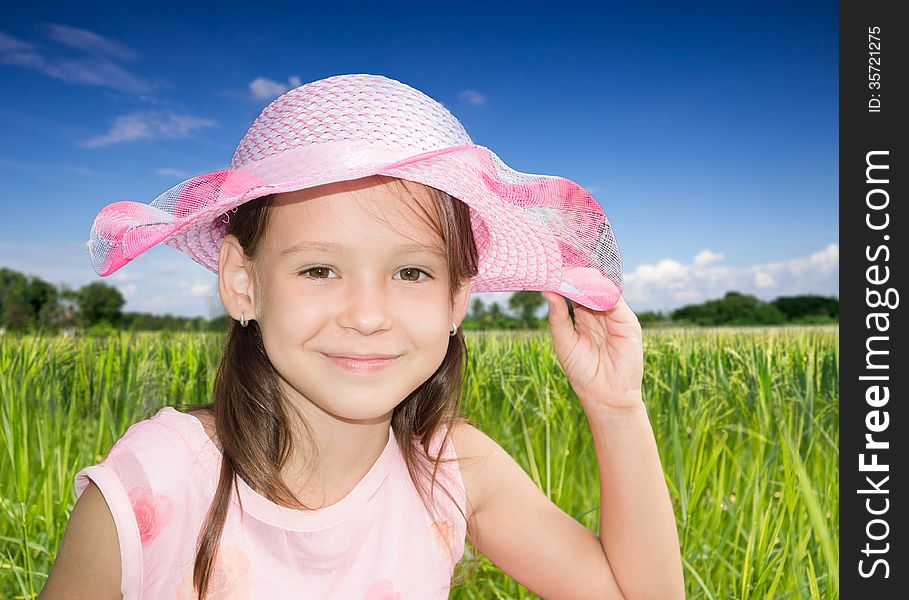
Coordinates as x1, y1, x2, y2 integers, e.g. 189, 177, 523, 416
840, 0, 907, 596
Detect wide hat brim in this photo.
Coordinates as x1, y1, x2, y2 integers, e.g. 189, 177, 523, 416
87, 142, 623, 312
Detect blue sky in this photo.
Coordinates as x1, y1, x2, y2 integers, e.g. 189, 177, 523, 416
0, 1, 838, 318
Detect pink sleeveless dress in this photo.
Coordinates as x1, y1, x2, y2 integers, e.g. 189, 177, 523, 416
73, 406, 467, 599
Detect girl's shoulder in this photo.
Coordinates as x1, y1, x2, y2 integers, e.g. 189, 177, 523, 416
125, 406, 209, 456
74, 406, 213, 501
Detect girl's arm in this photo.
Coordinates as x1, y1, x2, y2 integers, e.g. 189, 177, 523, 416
453, 397, 684, 600
540, 292, 684, 599
40, 480, 123, 599
452, 293, 683, 598
585, 397, 686, 600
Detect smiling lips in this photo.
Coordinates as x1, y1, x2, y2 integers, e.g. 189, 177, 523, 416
325, 354, 400, 374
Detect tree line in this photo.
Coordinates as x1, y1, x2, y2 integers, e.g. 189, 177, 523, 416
0, 267, 837, 334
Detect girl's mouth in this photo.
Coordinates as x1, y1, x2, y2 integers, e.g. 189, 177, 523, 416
324, 355, 399, 374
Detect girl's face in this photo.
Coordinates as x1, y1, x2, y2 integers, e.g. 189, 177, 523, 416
220, 177, 470, 424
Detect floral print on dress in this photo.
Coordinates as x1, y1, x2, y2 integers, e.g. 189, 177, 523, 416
127, 486, 173, 547
176, 545, 252, 600
364, 578, 401, 600
428, 519, 456, 561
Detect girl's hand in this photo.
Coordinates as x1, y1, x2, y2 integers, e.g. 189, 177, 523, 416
542, 292, 644, 413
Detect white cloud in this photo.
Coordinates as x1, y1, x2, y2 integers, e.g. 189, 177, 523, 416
0, 26, 153, 94
79, 111, 218, 148
623, 243, 839, 312
187, 279, 215, 297
457, 89, 486, 106
693, 249, 724, 267
0, 31, 43, 68
249, 75, 302, 100
43, 23, 138, 61
119, 283, 138, 298
753, 271, 777, 288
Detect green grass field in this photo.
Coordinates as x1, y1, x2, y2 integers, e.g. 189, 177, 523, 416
0, 325, 838, 599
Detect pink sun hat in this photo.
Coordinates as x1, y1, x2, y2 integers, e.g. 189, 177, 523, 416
86, 73, 623, 311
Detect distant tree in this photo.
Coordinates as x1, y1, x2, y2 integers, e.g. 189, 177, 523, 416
636, 309, 671, 325
77, 282, 125, 326
772, 294, 838, 321
485, 302, 505, 329
1, 268, 30, 329
0, 268, 64, 330
672, 291, 787, 326
470, 298, 486, 319
209, 314, 231, 331
507, 291, 546, 329
26, 277, 59, 328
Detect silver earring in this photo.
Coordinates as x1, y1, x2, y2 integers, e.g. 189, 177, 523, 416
240, 312, 247, 327
449, 322, 457, 336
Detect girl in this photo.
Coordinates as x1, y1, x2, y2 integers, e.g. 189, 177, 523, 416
41, 74, 684, 599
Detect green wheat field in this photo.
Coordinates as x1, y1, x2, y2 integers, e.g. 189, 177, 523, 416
0, 325, 838, 599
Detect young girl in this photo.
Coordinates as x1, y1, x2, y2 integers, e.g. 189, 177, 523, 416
41, 74, 684, 599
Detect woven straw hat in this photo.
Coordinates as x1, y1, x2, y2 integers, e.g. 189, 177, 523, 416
86, 73, 623, 311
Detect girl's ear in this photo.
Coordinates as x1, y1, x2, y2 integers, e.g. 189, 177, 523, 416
218, 234, 258, 320
452, 278, 471, 327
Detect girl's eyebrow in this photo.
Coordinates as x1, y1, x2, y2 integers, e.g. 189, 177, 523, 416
279, 240, 446, 260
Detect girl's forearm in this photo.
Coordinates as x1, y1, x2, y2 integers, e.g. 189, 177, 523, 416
583, 395, 685, 600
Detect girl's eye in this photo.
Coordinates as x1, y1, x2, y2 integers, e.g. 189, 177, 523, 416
298, 266, 431, 282
398, 267, 431, 282
300, 266, 334, 279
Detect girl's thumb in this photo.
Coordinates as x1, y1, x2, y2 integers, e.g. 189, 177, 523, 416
544, 292, 562, 320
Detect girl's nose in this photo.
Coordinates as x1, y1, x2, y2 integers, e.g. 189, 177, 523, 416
337, 284, 394, 334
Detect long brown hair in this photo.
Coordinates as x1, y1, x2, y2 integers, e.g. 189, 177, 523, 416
185, 175, 483, 598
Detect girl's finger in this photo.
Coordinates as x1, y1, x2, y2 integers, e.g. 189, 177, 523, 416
545, 292, 576, 352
